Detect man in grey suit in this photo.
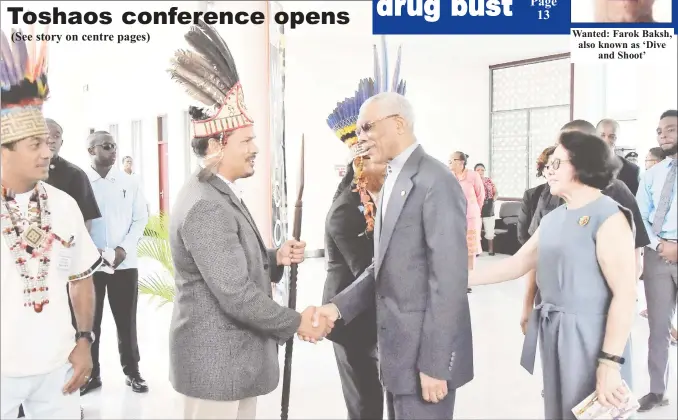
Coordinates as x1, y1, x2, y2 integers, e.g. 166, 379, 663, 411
306, 92, 474, 419
167, 21, 332, 420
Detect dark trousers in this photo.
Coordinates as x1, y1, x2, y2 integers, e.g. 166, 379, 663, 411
91, 269, 141, 378
333, 342, 384, 419
387, 389, 456, 420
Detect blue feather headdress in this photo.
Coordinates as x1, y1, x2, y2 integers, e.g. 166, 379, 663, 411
1, 27, 50, 145
326, 36, 407, 149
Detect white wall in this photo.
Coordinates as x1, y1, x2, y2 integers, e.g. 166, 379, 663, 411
4, 0, 675, 251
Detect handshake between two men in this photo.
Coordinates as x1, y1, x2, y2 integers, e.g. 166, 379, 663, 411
296, 304, 341, 343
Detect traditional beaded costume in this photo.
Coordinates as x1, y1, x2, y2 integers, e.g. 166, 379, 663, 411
0, 27, 65, 313
326, 37, 407, 234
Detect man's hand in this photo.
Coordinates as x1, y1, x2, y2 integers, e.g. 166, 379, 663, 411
63, 340, 93, 394
113, 246, 127, 268
297, 306, 333, 343
420, 372, 448, 404
658, 241, 678, 263
277, 240, 307, 266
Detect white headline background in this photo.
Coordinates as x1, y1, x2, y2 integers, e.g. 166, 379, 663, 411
571, 28, 677, 63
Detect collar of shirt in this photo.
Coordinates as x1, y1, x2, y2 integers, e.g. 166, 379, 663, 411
387, 143, 419, 174
199, 164, 243, 201
85, 165, 122, 183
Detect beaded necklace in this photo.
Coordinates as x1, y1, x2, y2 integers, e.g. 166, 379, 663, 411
1, 183, 73, 313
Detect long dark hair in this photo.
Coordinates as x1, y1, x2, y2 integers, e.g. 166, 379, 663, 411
332, 163, 355, 202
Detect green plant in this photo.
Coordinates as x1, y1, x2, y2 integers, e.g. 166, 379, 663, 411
137, 213, 175, 306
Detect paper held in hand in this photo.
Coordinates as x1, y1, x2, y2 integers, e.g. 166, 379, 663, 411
572, 380, 640, 419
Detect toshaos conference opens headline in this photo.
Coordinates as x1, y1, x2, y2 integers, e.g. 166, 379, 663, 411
6, 6, 351, 29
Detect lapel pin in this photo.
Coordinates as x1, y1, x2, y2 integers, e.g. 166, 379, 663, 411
400, 190, 406, 196
578, 216, 590, 226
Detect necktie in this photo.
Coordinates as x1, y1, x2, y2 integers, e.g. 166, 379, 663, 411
652, 160, 677, 235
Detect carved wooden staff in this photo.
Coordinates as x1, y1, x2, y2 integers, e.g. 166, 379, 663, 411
281, 134, 305, 420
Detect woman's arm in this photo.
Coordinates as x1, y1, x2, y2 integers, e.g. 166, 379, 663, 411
491, 179, 498, 199
473, 172, 485, 209
469, 228, 539, 286
597, 212, 637, 357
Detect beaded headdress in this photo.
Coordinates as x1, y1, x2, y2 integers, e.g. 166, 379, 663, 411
326, 36, 406, 156
1, 28, 50, 145
168, 20, 253, 141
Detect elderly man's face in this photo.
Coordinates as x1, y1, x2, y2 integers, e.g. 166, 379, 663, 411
596, 122, 618, 148
595, 0, 655, 22
355, 101, 400, 164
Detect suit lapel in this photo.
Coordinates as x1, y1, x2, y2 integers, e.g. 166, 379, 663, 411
376, 147, 422, 277
207, 176, 267, 250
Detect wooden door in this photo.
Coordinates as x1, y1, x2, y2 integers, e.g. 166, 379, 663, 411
157, 116, 170, 215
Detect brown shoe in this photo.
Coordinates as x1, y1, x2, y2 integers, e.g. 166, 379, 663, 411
638, 393, 669, 412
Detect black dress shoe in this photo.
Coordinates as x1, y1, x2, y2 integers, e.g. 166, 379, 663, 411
125, 373, 149, 393
467, 288, 472, 293
638, 392, 669, 412
80, 376, 102, 396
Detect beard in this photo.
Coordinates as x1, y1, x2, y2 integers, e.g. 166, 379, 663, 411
661, 142, 678, 156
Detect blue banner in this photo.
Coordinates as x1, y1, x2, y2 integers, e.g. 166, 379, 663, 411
372, 0, 677, 35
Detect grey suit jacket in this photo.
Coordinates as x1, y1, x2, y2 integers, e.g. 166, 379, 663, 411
168, 171, 301, 402
331, 145, 474, 396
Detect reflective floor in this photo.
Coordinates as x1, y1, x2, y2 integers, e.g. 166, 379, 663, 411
82, 255, 677, 419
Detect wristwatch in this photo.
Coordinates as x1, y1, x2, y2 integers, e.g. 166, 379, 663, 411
599, 350, 624, 365
75, 331, 96, 344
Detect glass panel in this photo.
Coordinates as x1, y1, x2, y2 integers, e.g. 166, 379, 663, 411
604, 64, 638, 120
492, 59, 571, 112
491, 110, 529, 198
131, 120, 143, 183
527, 106, 571, 188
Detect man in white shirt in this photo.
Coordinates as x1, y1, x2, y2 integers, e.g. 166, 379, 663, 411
1, 32, 101, 419
81, 131, 149, 395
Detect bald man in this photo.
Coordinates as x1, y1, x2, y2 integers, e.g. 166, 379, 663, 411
81, 131, 149, 396
596, 118, 641, 195
595, 0, 655, 22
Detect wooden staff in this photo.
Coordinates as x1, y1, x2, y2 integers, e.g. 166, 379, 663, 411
281, 134, 304, 420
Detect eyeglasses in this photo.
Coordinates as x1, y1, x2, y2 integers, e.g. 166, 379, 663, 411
96, 143, 117, 151
355, 114, 399, 137
544, 158, 570, 171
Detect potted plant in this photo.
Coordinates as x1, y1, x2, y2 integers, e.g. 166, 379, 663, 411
137, 213, 175, 306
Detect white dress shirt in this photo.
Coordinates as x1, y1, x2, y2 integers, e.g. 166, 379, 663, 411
381, 143, 419, 221
86, 166, 148, 270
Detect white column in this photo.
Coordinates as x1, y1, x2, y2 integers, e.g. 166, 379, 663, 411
210, 0, 273, 245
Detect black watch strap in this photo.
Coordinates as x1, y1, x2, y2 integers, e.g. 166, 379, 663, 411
599, 350, 625, 365
75, 331, 95, 343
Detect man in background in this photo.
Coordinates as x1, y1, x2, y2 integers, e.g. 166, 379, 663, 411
81, 131, 149, 396
122, 156, 134, 176
635, 109, 678, 412
45, 119, 101, 230
596, 118, 641, 195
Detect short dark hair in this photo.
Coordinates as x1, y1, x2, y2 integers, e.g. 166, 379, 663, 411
557, 131, 619, 190
660, 109, 678, 120
44, 118, 63, 132
561, 119, 596, 135
122, 156, 133, 162
473, 163, 485, 170
1, 142, 17, 151
536, 146, 556, 178
648, 147, 665, 160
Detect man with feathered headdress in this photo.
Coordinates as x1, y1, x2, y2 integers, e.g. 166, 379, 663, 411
322, 37, 405, 420
1, 28, 101, 419
166, 20, 332, 419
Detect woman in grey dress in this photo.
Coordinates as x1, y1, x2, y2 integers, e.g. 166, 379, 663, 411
470, 131, 638, 419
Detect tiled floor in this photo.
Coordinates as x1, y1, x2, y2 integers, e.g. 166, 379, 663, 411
82, 256, 677, 419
